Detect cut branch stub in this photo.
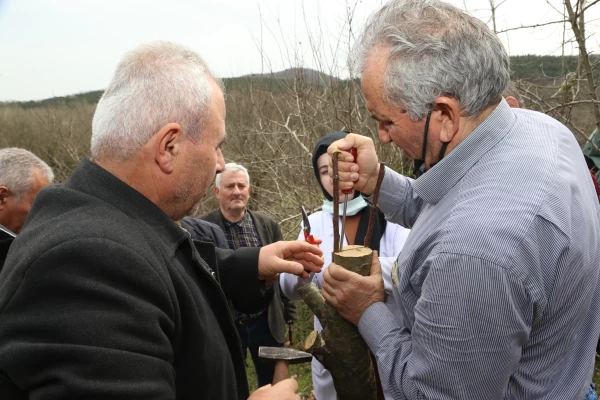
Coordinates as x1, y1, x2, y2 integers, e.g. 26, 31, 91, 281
298, 245, 376, 400
333, 245, 373, 276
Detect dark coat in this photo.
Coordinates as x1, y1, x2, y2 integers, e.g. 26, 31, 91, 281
200, 209, 297, 343
0, 224, 14, 272
0, 159, 272, 400
181, 218, 228, 248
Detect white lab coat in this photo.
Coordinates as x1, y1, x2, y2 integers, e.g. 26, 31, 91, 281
280, 210, 410, 400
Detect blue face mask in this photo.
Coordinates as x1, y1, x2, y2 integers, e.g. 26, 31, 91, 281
322, 196, 369, 216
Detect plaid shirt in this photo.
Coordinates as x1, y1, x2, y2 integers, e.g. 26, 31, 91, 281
223, 210, 262, 250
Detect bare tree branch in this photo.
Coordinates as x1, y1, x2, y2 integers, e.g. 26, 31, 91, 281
497, 19, 568, 34
545, 99, 600, 113
583, 0, 600, 12
565, 0, 600, 133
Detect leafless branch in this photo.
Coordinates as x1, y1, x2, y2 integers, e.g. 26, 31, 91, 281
497, 19, 568, 34
583, 0, 600, 13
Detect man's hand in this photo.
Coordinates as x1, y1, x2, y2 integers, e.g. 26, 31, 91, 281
327, 133, 380, 196
259, 240, 324, 280
322, 251, 384, 325
248, 379, 300, 400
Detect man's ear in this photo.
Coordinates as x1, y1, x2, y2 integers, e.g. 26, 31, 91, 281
505, 96, 520, 109
214, 185, 220, 200
154, 123, 184, 174
0, 186, 10, 210
248, 186, 252, 195
432, 96, 461, 144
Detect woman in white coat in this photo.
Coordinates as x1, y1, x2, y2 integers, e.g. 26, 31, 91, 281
280, 131, 410, 400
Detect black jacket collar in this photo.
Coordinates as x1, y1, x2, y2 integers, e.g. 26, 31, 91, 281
67, 158, 189, 254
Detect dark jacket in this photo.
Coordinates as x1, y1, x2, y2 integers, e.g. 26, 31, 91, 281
0, 224, 14, 272
200, 208, 297, 343
0, 159, 272, 400
181, 218, 228, 248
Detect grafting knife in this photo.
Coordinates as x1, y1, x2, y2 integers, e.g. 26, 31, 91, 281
339, 148, 357, 250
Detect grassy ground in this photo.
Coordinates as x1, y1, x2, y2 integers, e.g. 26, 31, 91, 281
246, 301, 315, 399
246, 302, 600, 399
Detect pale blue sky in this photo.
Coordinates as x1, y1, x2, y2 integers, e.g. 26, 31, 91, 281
0, 0, 597, 101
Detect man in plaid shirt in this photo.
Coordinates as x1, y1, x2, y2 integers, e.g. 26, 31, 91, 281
201, 163, 297, 388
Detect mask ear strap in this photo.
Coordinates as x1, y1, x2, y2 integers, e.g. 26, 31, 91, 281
438, 142, 449, 161
421, 104, 434, 161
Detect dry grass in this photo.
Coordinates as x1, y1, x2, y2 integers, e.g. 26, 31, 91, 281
1, 77, 598, 398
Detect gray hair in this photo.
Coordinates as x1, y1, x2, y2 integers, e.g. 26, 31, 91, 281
353, 0, 510, 120
502, 80, 523, 106
215, 163, 250, 188
91, 41, 223, 161
0, 148, 54, 201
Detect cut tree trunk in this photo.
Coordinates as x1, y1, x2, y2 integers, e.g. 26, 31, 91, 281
298, 245, 377, 400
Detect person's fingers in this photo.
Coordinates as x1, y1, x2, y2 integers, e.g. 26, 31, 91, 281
258, 242, 324, 279
322, 282, 343, 313
272, 378, 298, 392
266, 257, 320, 278
328, 156, 359, 172
327, 133, 373, 153
326, 134, 380, 195
321, 266, 338, 299
281, 241, 324, 259
285, 248, 325, 264
309, 236, 323, 245
321, 281, 336, 305
269, 259, 305, 276
254, 384, 272, 393
331, 170, 360, 192
293, 259, 322, 274
370, 250, 382, 277
326, 262, 355, 282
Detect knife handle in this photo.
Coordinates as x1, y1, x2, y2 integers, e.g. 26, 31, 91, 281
341, 147, 358, 195
303, 230, 316, 244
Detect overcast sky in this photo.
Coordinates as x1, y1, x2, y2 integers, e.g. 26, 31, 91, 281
0, 0, 598, 101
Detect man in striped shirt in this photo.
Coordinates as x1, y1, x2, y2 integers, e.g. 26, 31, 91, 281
321, 0, 600, 399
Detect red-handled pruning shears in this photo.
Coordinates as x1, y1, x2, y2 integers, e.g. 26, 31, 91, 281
301, 206, 316, 244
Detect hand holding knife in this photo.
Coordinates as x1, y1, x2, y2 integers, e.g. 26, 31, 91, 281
339, 148, 357, 250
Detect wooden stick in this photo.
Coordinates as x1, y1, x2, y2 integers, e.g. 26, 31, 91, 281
364, 163, 385, 248
332, 151, 341, 253
298, 245, 377, 400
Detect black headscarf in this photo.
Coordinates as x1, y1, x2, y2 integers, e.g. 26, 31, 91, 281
312, 131, 353, 201
312, 131, 386, 251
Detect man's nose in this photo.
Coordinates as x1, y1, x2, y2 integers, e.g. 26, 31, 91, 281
378, 122, 392, 144
216, 149, 225, 173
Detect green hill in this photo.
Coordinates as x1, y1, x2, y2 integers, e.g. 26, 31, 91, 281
2, 56, 598, 108
7, 90, 105, 109
510, 55, 595, 80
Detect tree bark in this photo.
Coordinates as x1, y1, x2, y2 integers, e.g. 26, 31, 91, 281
565, 0, 600, 133
298, 245, 377, 400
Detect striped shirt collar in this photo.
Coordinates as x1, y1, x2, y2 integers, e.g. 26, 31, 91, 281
413, 99, 516, 205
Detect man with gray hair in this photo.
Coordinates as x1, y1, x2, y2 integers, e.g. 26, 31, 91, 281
0, 42, 323, 400
322, 1, 600, 399
0, 147, 53, 235
202, 162, 297, 388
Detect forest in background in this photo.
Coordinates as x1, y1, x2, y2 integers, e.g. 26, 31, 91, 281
1, 54, 598, 240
